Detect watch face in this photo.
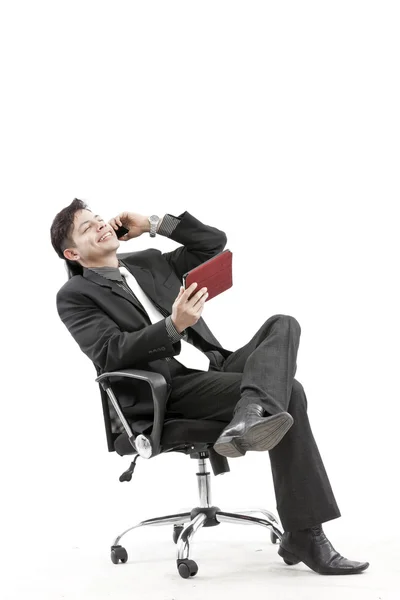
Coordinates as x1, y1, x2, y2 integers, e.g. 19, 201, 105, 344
149, 215, 159, 223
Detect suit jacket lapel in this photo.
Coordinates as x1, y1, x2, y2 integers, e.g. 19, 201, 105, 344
120, 259, 171, 313
82, 267, 146, 319
83, 262, 170, 319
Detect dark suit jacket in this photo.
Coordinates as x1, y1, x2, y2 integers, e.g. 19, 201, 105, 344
56, 210, 233, 427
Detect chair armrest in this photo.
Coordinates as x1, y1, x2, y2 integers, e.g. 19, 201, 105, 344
95, 369, 169, 458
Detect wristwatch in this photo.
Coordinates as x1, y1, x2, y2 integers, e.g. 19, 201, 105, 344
148, 214, 160, 237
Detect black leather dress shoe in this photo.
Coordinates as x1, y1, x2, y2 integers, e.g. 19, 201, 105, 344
213, 403, 294, 458
278, 525, 370, 575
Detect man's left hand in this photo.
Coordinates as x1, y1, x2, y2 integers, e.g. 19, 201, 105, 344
108, 212, 149, 240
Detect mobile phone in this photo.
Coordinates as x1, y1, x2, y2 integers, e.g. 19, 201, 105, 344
116, 225, 129, 239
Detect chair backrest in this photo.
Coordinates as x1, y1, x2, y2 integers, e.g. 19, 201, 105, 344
65, 258, 124, 452
64, 259, 83, 278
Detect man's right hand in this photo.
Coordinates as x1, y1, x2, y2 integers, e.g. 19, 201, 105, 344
171, 283, 209, 333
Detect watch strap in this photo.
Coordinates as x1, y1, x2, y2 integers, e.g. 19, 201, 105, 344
148, 215, 160, 237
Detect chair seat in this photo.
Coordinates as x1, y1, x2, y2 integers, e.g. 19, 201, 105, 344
114, 418, 226, 456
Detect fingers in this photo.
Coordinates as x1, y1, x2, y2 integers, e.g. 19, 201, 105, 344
183, 282, 198, 299
197, 295, 208, 311
183, 282, 208, 302
173, 283, 208, 327
108, 215, 123, 229
108, 217, 121, 229
173, 286, 185, 305
176, 283, 208, 311
194, 292, 208, 315
194, 288, 208, 304
190, 286, 208, 307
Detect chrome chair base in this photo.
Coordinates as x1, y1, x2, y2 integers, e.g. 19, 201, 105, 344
110, 455, 283, 578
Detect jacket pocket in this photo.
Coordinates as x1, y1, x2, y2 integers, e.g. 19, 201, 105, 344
163, 270, 178, 289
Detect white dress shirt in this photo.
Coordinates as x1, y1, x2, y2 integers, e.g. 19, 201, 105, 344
119, 266, 210, 372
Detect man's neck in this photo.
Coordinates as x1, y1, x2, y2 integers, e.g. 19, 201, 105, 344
83, 256, 119, 269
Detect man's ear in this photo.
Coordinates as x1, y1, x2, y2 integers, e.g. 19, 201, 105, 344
63, 248, 80, 262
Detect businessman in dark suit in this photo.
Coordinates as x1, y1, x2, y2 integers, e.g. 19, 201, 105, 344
51, 198, 369, 575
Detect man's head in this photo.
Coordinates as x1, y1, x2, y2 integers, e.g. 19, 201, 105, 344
50, 198, 120, 269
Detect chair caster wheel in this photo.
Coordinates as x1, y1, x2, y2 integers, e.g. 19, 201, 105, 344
270, 530, 279, 544
173, 525, 184, 544
110, 545, 128, 564
177, 559, 198, 578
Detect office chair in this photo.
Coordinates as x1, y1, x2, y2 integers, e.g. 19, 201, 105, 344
65, 258, 284, 579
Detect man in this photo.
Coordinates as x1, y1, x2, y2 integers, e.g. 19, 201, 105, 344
51, 198, 369, 576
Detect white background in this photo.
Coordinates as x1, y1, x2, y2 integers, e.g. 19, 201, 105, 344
1, 1, 399, 598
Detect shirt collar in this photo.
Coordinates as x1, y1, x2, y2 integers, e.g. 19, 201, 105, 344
84, 260, 125, 282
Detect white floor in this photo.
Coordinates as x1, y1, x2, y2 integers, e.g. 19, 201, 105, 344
3, 521, 397, 600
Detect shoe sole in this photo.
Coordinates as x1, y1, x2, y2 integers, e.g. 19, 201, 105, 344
278, 545, 370, 575
213, 412, 294, 458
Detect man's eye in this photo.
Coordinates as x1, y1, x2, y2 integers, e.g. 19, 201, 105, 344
84, 226, 90, 233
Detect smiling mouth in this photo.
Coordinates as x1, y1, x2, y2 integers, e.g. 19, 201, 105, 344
98, 232, 113, 242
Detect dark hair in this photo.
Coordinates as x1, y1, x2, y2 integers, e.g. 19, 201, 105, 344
50, 198, 90, 265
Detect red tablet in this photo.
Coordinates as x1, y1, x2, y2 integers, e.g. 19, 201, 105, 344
182, 249, 233, 302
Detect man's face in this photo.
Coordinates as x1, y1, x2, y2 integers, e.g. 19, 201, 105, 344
63, 209, 120, 267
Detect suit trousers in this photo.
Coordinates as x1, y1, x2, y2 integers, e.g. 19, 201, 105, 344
165, 314, 341, 531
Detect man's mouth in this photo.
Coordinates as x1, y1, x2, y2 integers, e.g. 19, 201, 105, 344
98, 232, 113, 242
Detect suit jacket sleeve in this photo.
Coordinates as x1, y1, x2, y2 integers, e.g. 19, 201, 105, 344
56, 287, 182, 373
161, 211, 228, 280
